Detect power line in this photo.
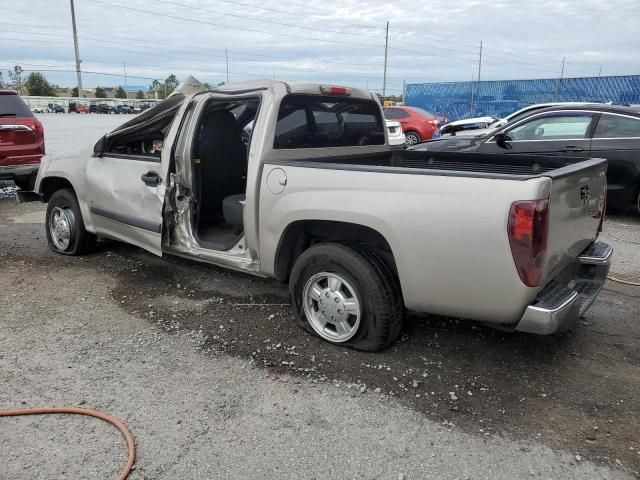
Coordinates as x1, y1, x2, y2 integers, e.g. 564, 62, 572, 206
84, 0, 386, 49
152, 0, 384, 40
152, 0, 385, 33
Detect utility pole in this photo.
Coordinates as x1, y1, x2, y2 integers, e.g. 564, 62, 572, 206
123, 62, 128, 99
555, 57, 565, 101
470, 73, 475, 114
471, 41, 482, 114
382, 21, 389, 101
69, 0, 83, 97
402, 80, 406, 102
598, 65, 602, 77
477, 41, 483, 84
225, 49, 229, 84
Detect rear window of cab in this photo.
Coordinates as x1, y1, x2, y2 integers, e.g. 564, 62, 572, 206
274, 94, 385, 149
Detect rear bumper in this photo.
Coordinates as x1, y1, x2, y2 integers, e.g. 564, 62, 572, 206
0, 163, 40, 180
515, 241, 612, 335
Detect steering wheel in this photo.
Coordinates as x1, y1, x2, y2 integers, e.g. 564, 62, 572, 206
534, 126, 545, 137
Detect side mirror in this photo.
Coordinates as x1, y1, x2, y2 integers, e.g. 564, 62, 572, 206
93, 135, 106, 157
494, 132, 512, 149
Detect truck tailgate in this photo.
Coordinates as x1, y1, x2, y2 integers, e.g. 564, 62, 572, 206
543, 159, 608, 283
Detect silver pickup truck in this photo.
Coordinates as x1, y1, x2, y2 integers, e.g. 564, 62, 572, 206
28, 78, 612, 351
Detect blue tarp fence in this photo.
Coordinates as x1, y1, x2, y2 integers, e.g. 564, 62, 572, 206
405, 75, 640, 122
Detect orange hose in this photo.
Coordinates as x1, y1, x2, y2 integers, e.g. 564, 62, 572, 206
0, 407, 136, 480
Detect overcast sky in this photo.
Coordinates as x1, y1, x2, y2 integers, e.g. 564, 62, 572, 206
2, 0, 639, 93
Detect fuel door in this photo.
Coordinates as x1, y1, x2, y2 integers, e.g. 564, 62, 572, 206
266, 167, 287, 195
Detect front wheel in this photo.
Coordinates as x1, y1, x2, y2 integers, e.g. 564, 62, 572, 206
46, 189, 97, 255
289, 243, 403, 351
405, 131, 421, 146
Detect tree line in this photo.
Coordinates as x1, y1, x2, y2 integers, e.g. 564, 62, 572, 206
1, 67, 223, 99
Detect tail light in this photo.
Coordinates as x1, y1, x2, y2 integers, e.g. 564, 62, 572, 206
597, 183, 607, 235
16, 118, 45, 155
508, 199, 549, 287
319, 85, 351, 96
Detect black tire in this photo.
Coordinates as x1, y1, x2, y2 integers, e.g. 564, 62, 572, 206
289, 242, 403, 352
405, 131, 421, 146
46, 188, 97, 256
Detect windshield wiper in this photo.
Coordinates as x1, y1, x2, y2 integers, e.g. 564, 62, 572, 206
0, 113, 18, 117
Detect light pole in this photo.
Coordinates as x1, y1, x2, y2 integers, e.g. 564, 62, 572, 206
70, 0, 83, 97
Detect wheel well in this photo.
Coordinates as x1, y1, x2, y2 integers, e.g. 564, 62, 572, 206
275, 220, 399, 282
40, 177, 75, 202
405, 130, 420, 140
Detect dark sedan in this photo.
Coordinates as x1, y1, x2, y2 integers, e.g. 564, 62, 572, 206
412, 104, 640, 213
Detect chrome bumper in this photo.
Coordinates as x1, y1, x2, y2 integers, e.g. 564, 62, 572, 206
516, 241, 612, 335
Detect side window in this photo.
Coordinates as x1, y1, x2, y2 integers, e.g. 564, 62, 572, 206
594, 114, 640, 138
506, 114, 592, 141
384, 108, 408, 120
274, 95, 385, 149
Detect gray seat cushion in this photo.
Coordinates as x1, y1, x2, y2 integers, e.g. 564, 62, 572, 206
223, 194, 245, 229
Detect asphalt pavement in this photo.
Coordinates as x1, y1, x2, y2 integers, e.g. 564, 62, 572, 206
0, 114, 638, 479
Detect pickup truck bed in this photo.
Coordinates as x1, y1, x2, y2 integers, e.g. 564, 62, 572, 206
270, 150, 594, 179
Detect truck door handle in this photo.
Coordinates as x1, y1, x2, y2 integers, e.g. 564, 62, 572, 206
561, 146, 584, 152
141, 171, 161, 186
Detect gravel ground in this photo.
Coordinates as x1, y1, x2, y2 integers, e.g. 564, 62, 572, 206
0, 114, 639, 479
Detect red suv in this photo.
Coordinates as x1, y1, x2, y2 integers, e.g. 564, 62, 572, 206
0, 90, 45, 190
383, 106, 439, 146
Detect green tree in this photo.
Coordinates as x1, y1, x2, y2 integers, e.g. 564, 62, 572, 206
95, 86, 107, 98
24, 72, 56, 96
136, 90, 145, 99
71, 86, 79, 97
8, 66, 24, 94
0, 71, 5, 88
148, 74, 180, 99
114, 86, 127, 99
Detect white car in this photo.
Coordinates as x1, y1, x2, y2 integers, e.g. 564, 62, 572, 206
439, 116, 500, 137
440, 102, 601, 138
385, 120, 406, 148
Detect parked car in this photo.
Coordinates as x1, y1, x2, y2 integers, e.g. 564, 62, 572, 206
385, 120, 406, 149
383, 106, 440, 146
26, 80, 611, 351
0, 89, 45, 190
69, 102, 88, 113
439, 116, 500, 137
414, 104, 640, 213
116, 105, 134, 114
451, 103, 600, 138
48, 103, 65, 113
89, 103, 116, 114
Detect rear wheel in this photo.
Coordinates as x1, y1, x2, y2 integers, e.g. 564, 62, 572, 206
46, 189, 97, 256
405, 131, 421, 146
289, 242, 403, 351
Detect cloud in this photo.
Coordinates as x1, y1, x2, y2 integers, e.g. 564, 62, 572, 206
1, 0, 639, 91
